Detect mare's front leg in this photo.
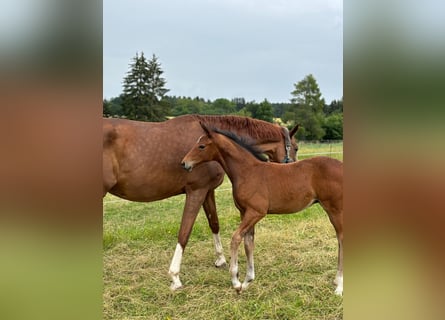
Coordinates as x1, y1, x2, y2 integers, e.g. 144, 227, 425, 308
168, 188, 207, 290
203, 189, 227, 268
230, 209, 264, 293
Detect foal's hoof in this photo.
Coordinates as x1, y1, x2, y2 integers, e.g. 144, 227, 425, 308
241, 280, 253, 291
170, 282, 183, 291
232, 283, 243, 294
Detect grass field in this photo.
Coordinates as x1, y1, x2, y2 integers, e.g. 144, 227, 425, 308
103, 142, 343, 319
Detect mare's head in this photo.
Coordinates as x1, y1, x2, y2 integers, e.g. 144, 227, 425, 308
249, 124, 299, 163
278, 125, 300, 163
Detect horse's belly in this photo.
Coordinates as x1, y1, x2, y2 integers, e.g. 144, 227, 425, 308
109, 175, 186, 202
109, 186, 183, 202
268, 194, 315, 214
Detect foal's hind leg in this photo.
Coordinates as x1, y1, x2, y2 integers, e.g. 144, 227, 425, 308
320, 201, 343, 296
203, 189, 227, 268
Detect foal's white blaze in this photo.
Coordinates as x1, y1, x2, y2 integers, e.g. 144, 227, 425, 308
196, 134, 205, 143
168, 243, 183, 290
213, 233, 227, 267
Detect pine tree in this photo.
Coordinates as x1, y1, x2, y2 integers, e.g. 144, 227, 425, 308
121, 52, 170, 121
289, 74, 326, 140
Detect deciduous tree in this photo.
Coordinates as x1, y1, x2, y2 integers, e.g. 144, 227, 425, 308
289, 74, 326, 140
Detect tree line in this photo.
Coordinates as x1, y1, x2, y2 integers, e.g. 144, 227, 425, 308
103, 52, 343, 140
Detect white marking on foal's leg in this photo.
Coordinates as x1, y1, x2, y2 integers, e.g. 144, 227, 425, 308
229, 246, 241, 291
241, 233, 255, 291
230, 261, 242, 291
230, 233, 243, 292
213, 233, 227, 267
168, 243, 183, 291
334, 271, 343, 296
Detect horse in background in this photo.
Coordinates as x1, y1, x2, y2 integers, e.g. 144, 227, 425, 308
103, 115, 299, 290
181, 123, 343, 295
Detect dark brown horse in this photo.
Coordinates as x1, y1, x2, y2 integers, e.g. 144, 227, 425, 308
103, 115, 299, 290
181, 124, 343, 295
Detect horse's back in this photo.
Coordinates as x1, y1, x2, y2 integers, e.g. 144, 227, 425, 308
305, 156, 343, 206
302, 156, 342, 175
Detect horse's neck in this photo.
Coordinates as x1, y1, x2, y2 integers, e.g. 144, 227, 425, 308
214, 135, 258, 184
231, 128, 269, 144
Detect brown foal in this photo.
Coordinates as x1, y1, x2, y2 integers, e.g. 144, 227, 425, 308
181, 124, 343, 295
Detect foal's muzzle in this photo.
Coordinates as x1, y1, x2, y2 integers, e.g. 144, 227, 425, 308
181, 161, 193, 172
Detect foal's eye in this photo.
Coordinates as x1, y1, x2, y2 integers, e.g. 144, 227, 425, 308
198, 144, 206, 150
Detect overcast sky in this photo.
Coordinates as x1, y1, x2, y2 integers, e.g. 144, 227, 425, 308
104, 0, 343, 103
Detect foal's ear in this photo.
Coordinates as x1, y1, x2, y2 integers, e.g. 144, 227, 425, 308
289, 124, 300, 138
199, 122, 212, 137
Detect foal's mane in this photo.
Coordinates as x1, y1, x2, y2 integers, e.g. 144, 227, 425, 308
212, 128, 269, 162
192, 114, 283, 141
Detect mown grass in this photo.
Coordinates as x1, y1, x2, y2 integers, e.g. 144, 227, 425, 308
103, 142, 343, 319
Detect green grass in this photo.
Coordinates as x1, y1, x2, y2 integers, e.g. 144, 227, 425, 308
103, 143, 343, 319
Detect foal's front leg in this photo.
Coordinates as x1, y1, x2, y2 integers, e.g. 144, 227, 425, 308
229, 231, 243, 291
230, 209, 264, 293
242, 227, 255, 291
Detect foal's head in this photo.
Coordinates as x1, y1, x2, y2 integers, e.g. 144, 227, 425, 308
181, 124, 219, 172
181, 122, 269, 172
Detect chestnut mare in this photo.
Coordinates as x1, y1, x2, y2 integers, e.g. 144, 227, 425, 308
103, 115, 299, 290
181, 124, 343, 295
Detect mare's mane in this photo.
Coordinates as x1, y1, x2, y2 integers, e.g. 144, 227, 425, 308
212, 128, 269, 162
192, 114, 283, 142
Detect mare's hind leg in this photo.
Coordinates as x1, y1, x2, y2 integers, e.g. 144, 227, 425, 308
168, 188, 208, 290
320, 201, 343, 296
203, 189, 227, 268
